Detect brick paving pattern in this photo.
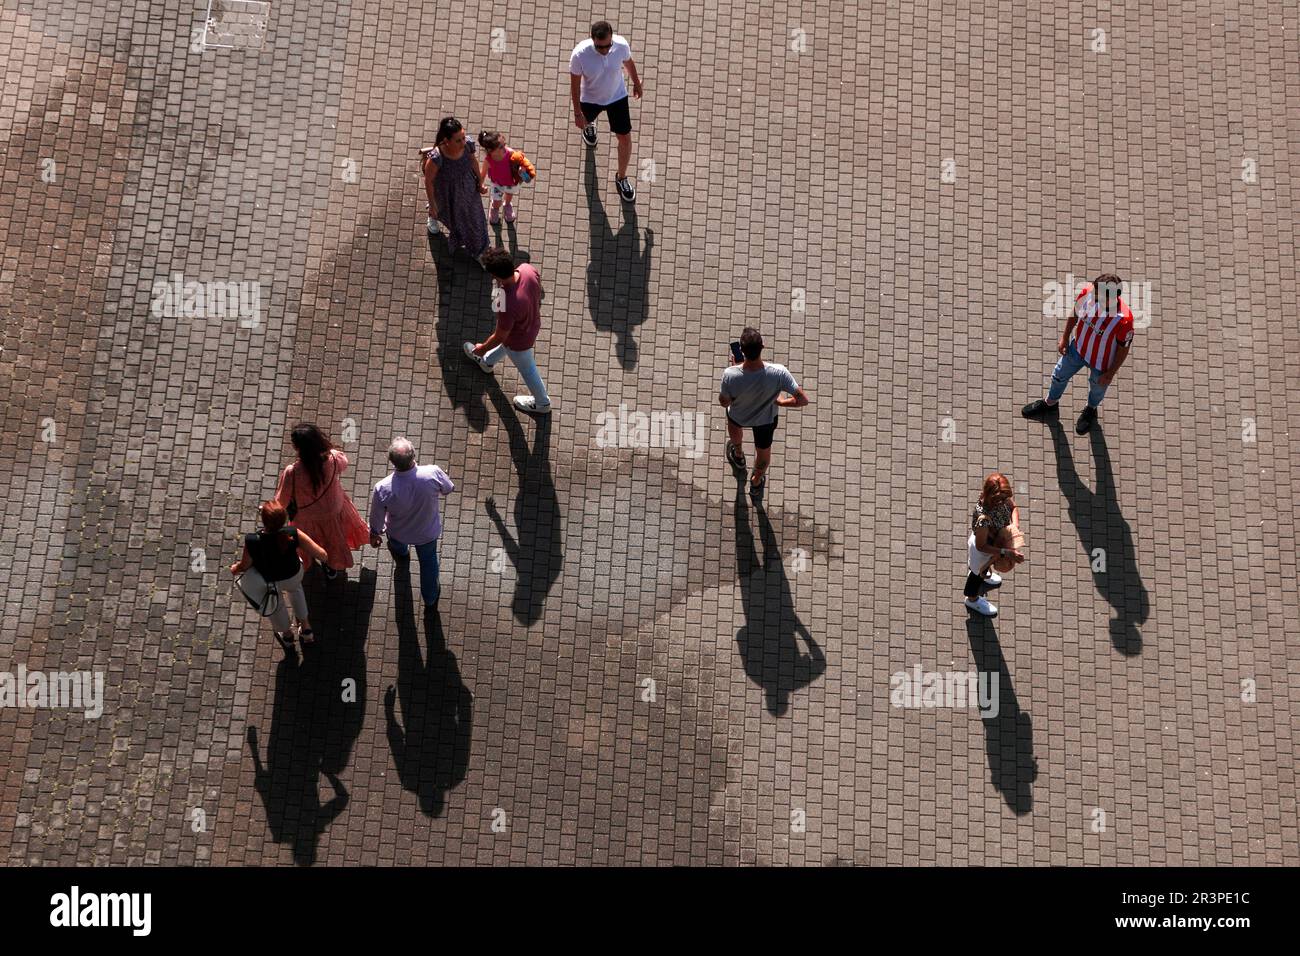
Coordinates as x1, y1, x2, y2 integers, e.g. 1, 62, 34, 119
1, 0, 1297, 865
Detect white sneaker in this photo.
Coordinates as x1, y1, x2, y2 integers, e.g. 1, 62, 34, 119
513, 395, 552, 415
983, 571, 1002, 588
462, 342, 493, 373
964, 596, 998, 617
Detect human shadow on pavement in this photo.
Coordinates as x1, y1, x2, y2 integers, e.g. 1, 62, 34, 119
484, 386, 562, 626
384, 565, 473, 817
1048, 418, 1150, 656
965, 614, 1038, 815
491, 218, 524, 257
733, 477, 825, 715
585, 148, 653, 370
247, 566, 376, 865
429, 232, 495, 433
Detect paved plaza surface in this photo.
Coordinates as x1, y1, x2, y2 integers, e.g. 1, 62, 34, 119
1, 0, 1297, 866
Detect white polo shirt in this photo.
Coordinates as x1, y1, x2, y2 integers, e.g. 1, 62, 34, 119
569, 35, 632, 105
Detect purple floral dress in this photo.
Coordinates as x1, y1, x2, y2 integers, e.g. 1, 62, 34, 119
425, 141, 489, 257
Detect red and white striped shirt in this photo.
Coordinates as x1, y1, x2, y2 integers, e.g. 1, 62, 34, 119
1072, 284, 1135, 371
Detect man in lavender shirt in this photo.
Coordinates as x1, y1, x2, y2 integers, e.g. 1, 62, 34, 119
369, 437, 455, 609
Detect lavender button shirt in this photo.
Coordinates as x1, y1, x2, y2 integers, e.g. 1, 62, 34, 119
369, 464, 455, 545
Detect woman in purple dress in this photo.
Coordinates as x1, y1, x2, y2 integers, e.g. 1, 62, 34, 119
422, 116, 490, 262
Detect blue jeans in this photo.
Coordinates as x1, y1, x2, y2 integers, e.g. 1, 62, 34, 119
389, 537, 440, 606
1047, 342, 1108, 408
484, 344, 551, 406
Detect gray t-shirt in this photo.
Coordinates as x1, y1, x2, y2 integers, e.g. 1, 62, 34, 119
720, 362, 800, 427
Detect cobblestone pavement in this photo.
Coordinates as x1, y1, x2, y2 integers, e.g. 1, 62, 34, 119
2, 0, 1297, 866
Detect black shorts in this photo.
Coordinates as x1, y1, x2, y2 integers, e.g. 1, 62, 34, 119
581, 96, 632, 136
729, 414, 778, 450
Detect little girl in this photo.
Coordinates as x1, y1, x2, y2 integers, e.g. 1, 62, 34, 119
477, 130, 536, 224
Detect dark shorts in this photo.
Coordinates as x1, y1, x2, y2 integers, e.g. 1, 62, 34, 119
581, 96, 632, 136
729, 413, 778, 450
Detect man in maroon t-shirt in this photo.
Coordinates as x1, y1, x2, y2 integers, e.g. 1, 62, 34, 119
463, 249, 553, 415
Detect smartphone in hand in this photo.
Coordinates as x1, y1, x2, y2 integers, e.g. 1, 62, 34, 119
730, 341, 744, 364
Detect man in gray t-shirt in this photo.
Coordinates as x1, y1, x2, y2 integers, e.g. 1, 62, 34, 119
719, 327, 810, 498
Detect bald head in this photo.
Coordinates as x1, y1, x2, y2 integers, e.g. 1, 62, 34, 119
388, 437, 416, 471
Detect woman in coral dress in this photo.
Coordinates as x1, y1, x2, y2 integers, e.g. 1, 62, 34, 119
274, 424, 370, 576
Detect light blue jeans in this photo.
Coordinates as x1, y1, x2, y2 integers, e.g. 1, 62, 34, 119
484, 345, 551, 406
1047, 342, 1108, 408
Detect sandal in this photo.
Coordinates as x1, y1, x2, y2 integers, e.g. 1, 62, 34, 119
299, 628, 315, 646
725, 440, 746, 472
274, 632, 295, 658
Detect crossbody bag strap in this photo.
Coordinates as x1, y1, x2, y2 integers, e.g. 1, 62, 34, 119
294, 458, 339, 513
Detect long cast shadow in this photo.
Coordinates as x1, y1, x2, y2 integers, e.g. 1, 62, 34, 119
1049, 418, 1150, 656
965, 615, 1038, 815
484, 387, 563, 625
733, 478, 825, 715
585, 148, 653, 370
247, 566, 376, 865
385, 564, 473, 816
430, 232, 495, 432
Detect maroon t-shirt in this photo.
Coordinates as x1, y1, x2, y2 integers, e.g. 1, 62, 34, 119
495, 264, 543, 351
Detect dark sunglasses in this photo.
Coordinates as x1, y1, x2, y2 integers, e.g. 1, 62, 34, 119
594, 41, 612, 51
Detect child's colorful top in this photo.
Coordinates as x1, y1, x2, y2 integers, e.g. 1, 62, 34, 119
486, 148, 536, 186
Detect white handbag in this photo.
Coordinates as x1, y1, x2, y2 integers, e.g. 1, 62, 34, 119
236, 565, 281, 618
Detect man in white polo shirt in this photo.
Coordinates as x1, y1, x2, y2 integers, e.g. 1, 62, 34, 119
569, 19, 643, 204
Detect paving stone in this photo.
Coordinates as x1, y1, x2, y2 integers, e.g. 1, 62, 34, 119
0, 0, 1296, 867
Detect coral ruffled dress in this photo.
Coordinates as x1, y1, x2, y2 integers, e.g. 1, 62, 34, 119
274, 449, 369, 570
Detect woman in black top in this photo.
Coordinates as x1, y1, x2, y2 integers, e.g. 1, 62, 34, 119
231, 500, 329, 656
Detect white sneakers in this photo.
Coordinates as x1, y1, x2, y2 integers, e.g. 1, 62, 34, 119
462, 342, 493, 373
462, 345, 553, 415
513, 395, 552, 415
983, 571, 1002, 588
965, 596, 998, 617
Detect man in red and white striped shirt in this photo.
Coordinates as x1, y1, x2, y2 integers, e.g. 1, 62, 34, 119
1023, 273, 1135, 435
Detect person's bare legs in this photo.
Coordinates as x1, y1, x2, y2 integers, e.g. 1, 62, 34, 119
726, 417, 744, 450
751, 448, 772, 488
616, 132, 632, 180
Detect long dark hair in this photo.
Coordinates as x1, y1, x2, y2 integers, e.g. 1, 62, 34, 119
435, 116, 463, 146
290, 424, 334, 491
